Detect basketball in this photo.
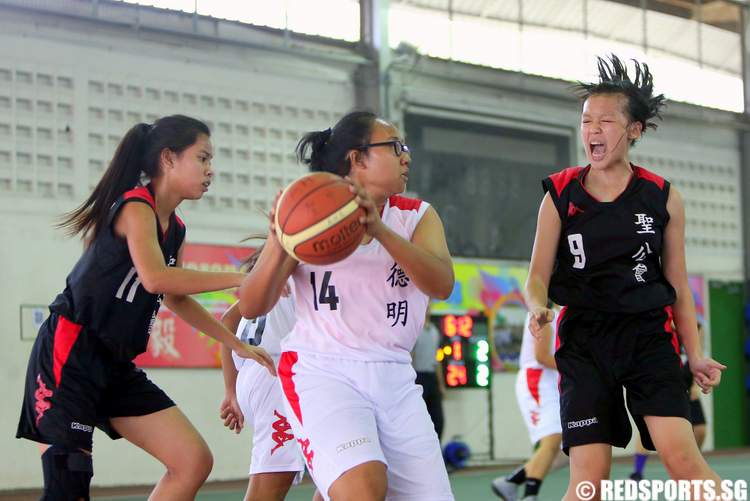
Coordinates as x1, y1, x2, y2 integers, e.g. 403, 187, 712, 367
275, 172, 366, 265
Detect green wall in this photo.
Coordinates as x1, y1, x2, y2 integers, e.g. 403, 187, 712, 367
709, 281, 749, 448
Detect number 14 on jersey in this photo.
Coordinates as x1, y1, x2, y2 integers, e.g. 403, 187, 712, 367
310, 271, 340, 311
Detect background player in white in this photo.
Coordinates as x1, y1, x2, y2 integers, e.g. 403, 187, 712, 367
492, 306, 561, 501
220, 250, 305, 501
237, 111, 455, 501
218, 245, 323, 501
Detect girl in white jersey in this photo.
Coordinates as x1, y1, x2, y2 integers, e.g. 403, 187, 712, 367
492, 307, 561, 501
238, 111, 455, 501
218, 247, 323, 501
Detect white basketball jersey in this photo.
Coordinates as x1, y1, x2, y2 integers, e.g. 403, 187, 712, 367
232, 289, 296, 370
281, 196, 431, 363
518, 311, 558, 370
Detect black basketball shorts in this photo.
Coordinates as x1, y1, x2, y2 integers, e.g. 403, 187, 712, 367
17, 313, 174, 451
555, 306, 690, 454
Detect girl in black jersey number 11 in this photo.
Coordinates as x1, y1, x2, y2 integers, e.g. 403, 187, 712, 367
17, 115, 275, 500
525, 55, 726, 500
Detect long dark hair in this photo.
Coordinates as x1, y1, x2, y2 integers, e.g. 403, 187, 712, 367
58, 115, 210, 241
295, 110, 377, 175
574, 54, 666, 145
242, 242, 264, 272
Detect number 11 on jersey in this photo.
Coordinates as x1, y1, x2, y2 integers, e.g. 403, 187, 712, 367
310, 271, 340, 311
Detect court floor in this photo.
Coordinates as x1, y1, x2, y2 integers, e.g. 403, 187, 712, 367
2, 452, 746, 500
88, 451, 749, 501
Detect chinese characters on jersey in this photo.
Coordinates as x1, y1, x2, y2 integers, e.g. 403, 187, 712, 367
632, 214, 654, 283
386, 262, 410, 326
387, 262, 410, 287
387, 301, 408, 327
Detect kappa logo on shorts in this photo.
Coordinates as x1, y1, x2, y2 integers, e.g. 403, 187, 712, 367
270, 410, 294, 455
567, 417, 599, 429
34, 374, 53, 425
70, 422, 93, 433
297, 438, 315, 471
336, 436, 372, 454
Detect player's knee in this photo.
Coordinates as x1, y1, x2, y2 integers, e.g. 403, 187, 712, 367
41, 445, 93, 501
168, 442, 213, 484
187, 443, 213, 480
660, 448, 702, 477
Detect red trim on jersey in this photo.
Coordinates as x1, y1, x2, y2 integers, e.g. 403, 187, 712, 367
577, 166, 608, 203
554, 306, 567, 353
53, 316, 83, 387
122, 185, 178, 242
555, 306, 567, 393
579, 165, 640, 204
526, 368, 544, 405
663, 306, 681, 361
388, 195, 422, 211
634, 166, 665, 190
278, 351, 303, 425
548, 167, 583, 197
123, 185, 156, 210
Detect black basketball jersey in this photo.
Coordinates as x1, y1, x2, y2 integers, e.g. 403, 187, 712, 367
49, 185, 185, 361
542, 165, 676, 313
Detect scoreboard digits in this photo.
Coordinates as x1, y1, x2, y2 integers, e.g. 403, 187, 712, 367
433, 314, 491, 389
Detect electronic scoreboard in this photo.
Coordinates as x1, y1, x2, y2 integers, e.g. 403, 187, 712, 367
432, 314, 491, 389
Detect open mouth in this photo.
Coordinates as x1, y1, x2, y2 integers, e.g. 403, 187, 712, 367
202, 181, 211, 190
589, 142, 606, 162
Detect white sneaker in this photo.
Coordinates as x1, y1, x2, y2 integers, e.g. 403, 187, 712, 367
521, 496, 538, 501
491, 477, 519, 501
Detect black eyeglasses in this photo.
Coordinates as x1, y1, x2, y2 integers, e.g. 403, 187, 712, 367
359, 140, 410, 157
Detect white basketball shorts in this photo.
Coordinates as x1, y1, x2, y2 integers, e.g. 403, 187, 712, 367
278, 351, 454, 501
515, 366, 562, 444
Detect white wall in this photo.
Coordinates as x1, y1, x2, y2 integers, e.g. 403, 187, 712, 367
0, 1, 356, 489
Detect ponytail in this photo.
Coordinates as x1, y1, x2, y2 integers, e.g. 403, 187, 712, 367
58, 115, 210, 241
296, 111, 377, 176
57, 123, 150, 240
242, 242, 265, 272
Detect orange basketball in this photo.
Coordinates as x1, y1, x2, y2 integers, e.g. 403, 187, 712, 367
275, 172, 366, 265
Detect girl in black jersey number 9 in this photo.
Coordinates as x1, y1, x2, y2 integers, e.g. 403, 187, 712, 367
16, 115, 275, 500
525, 56, 726, 498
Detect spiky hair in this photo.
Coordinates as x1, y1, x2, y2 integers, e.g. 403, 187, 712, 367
575, 54, 666, 141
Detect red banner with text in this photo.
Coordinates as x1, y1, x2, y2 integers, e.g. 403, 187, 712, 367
134, 243, 254, 368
